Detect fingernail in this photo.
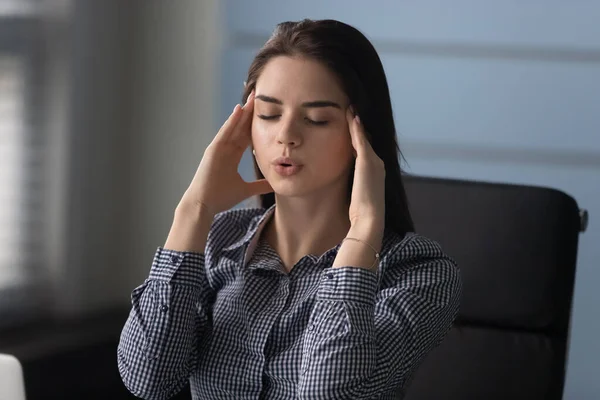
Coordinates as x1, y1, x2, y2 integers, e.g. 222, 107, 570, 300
355, 114, 361, 124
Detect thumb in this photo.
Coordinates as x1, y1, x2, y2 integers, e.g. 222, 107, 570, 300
245, 179, 274, 196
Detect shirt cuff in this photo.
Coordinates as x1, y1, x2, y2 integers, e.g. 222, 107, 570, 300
317, 266, 378, 305
148, 246, 206, 287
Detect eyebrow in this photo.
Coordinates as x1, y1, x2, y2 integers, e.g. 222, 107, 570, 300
255, 94, 341, 109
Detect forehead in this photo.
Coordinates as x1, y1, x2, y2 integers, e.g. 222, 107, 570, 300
255, 56, 346, 103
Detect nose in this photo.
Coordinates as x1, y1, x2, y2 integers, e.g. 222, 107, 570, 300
275, 117, 302, 148
277, 136, 299, 147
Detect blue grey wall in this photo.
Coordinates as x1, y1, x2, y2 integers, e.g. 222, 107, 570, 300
218, 2, 600, 398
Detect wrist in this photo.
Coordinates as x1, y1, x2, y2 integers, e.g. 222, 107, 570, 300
347, 220, 384, 252
166, 201, 215, 253
176, 199, 216, 221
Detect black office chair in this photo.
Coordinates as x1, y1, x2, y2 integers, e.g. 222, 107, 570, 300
401, 175, 587, 400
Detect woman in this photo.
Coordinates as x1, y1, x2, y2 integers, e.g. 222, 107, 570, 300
118, 19, 461, 399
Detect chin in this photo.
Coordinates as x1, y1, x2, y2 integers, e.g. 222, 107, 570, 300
264, 168, 348, 200
269, 179, 338, 201
270, 181, 309, 198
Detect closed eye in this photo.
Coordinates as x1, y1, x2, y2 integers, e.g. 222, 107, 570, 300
257, 114, 280, 120
257, 114, 329, 126
305, 118, 328, 126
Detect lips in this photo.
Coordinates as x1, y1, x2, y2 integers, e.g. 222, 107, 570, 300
272, 157, 301, 167
272, 157, 303, 176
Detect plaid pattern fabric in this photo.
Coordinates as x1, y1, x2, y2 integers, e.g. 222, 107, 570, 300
118, 205, 461, 399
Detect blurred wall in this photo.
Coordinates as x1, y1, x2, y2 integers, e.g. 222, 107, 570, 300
58, 0, 220, 313
218, 1, 600, 399
58, 0, 136, 314
124, 0, 220, 288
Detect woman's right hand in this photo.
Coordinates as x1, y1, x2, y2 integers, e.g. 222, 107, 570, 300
178, 91, 273, 216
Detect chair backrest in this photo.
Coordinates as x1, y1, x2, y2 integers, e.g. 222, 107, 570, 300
402, 175, 583, 400
0, 354, 27, 400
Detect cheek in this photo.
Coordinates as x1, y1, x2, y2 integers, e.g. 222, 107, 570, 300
310, 133, 354, 174
315, 129, 353, 159
251, 119, 272, 149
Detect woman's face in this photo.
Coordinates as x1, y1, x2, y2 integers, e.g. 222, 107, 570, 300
252, 56, 354, 199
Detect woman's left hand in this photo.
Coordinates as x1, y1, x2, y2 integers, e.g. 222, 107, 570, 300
331, 108, 386, 270
346, 107, 386, 232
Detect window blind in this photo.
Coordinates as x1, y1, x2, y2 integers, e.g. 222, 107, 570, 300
0, 0, 51, 322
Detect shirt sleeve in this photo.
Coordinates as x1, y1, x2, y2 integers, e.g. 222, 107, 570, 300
117, 247, 214, 400
298, 234, 462, 399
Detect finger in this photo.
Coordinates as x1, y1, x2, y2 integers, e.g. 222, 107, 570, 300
242, 90, 255, 111
346, 107, 368, 156
244, 178, 273, 197
214, 103, 243, 142
231, 91, 255, 142
347, 113, 385, 176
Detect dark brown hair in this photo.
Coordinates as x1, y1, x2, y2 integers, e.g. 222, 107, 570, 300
242, 19, 414, 236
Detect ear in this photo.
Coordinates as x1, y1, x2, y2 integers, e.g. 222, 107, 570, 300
251, 145, 262, 167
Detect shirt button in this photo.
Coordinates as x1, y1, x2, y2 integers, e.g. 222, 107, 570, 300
160, 305, 169, 312
308, 324, 315, 332
326, 273, 334, 279
170, 255, 181, 265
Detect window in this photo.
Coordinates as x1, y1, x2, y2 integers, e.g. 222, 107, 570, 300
0, 0, 52, 323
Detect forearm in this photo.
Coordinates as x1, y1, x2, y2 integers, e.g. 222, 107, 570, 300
118, 283, 203, 398
165, 201, 215, 253
299, 265, 379, 398
301, 220, 384, 398
118, 247, 213, 399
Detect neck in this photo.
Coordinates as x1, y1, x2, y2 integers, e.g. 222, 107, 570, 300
263, 186, 351, 270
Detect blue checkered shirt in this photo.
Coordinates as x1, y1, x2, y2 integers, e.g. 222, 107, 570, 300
118, 205, 461, 399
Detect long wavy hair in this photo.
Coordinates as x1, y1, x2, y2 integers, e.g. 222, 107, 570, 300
241, 19, 414, 236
